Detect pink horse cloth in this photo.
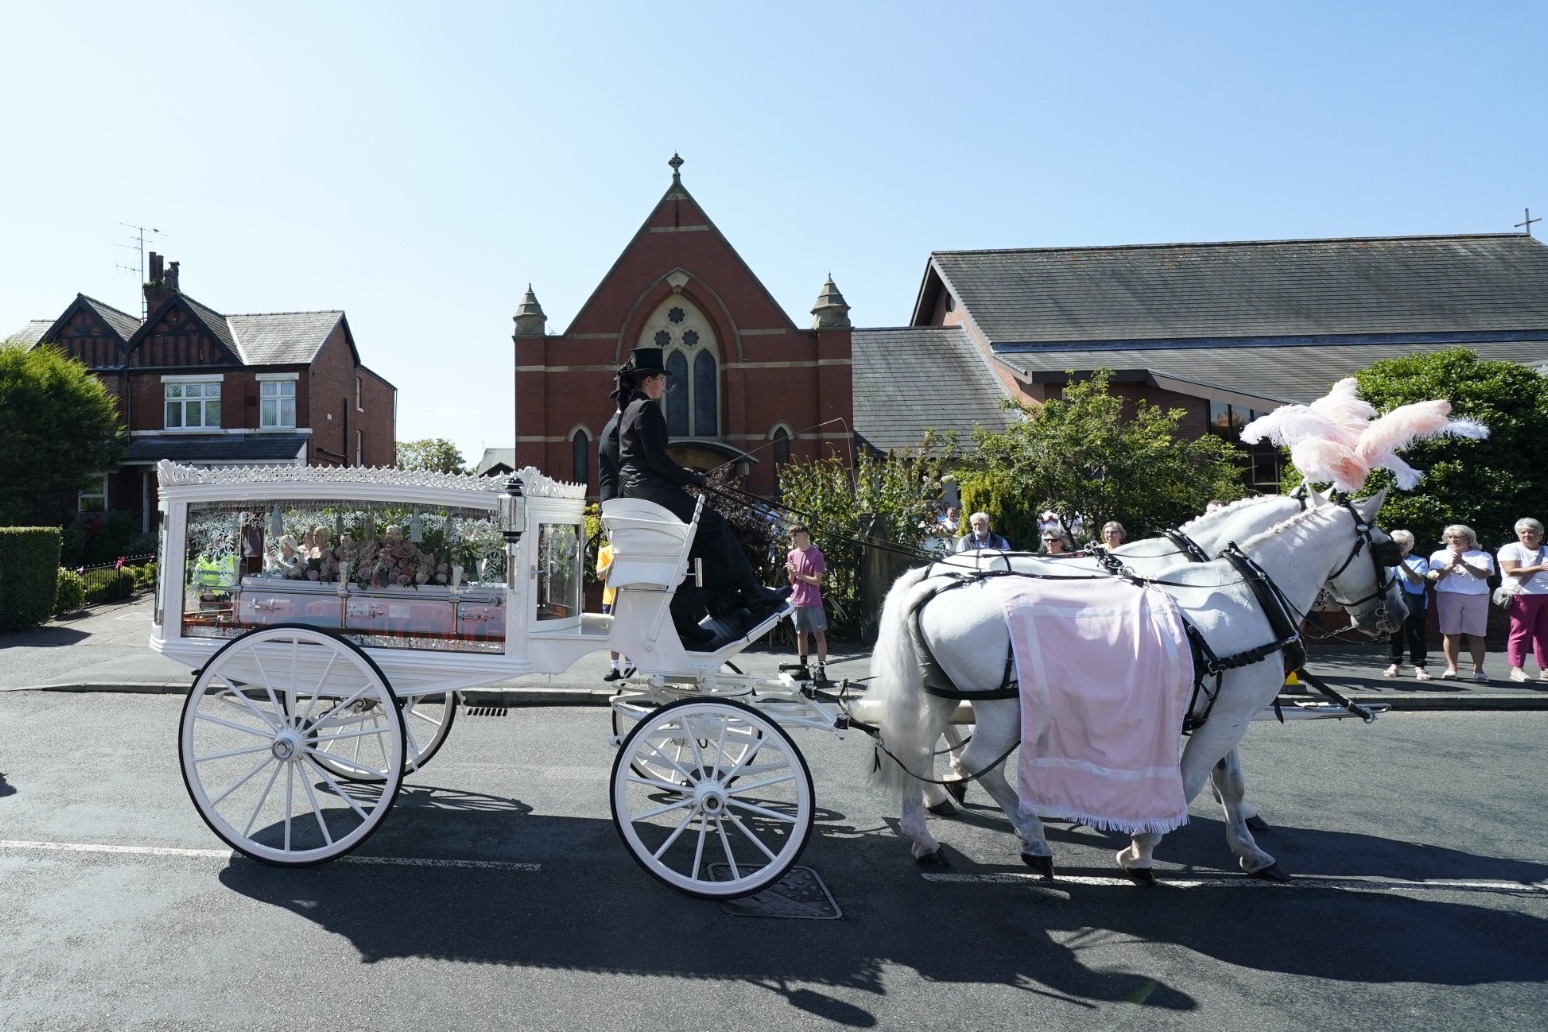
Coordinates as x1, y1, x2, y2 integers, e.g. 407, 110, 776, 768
988, 575, 1195, 836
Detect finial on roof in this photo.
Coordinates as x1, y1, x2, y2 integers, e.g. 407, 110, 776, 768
513, 284, 547, 337
669, 152, 684, 183
811, 274, 851, 331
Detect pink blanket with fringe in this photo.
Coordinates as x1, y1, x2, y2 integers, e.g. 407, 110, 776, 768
988, 575, 1194, 836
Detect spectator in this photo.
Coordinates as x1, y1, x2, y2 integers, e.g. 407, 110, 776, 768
1498, 517, 1548, 683
596, 536, 632, 682
1041, 528, 1075, 556
1383, 530, 1432, 680
937, 506, 959, 535
1427, 524, 1494, 682
1205, 499, 1227, 513
956, 512, 1011, 553
1098, 521, 1126, 549
784, 524, 828, 680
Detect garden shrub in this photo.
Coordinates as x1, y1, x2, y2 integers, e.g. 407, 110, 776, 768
54, 567, 85, 616
1, 527, 64, 630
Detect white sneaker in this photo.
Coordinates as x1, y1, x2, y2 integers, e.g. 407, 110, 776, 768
1414, 667, 1432, 681
1509, 668, 1530, 683
1383, 664, 1400, 677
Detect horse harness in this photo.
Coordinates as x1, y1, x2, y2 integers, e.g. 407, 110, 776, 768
905, 500, 1394, 733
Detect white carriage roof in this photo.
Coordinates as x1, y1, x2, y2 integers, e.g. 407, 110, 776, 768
156, 460, 585, 499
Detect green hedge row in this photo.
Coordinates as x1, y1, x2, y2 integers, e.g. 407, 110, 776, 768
1, 527, 64, 631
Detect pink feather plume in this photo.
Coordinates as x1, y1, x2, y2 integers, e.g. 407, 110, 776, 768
1289, 439, 1370, 493
1240, 406, 1356, 447
1308, 378, 1377, 436
1354, 400, 1453, 464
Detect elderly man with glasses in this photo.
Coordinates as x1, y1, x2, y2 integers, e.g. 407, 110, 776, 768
955, 511, 1011, 553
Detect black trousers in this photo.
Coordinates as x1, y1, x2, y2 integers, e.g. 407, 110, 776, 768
1389, 592, 1428, 666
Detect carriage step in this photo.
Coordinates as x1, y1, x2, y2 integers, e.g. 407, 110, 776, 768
714, 866, 842, 920
462, 704, 508, 717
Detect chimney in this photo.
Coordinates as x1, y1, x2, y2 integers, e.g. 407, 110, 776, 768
166, 261, 180, 292
144, 252, 173, 314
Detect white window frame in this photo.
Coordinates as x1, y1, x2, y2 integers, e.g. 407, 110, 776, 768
257, 373, 299, 430
162, 374, 222, 431
78, 474, 108, 513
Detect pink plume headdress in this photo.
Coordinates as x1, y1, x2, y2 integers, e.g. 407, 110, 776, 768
1240, 382, 1489, 493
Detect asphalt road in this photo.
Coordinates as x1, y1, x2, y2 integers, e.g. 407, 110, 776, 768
1, 695, 1545, 1032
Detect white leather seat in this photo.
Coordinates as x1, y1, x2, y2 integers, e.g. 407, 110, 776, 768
599, 497, 700, 590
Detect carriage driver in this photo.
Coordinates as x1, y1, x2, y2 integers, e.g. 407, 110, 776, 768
614, 346, 791, 649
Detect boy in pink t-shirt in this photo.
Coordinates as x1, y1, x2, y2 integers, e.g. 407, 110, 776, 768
784, 524, 828, 679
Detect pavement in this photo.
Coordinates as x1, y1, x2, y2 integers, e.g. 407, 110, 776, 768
3, 592, 1548, 711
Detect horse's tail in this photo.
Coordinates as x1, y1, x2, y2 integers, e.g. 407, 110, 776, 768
866, 565, 939, 802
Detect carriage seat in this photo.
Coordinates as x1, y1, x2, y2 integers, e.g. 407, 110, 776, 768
599, 498, 700, 591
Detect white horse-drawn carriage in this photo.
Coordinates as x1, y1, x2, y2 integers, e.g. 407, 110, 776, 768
153, 459, 849, 899
152, 414, 1419, 898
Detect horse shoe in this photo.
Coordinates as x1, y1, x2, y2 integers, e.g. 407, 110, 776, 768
914, 848, 949, 868
944, 779, 967, 805
1248, 862, 1291, 882
1245, 814, 1270, 832
1020, 851, 1054, 880
1123, 866, 1158, 887
927, 800, 956, 817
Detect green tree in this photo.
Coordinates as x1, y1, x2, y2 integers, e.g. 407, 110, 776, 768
958, 371, 1245, 542
774, 441, 955, 636
396, 438, 470, 475
0, 344, 124, 527
1352, 349, 1548, 551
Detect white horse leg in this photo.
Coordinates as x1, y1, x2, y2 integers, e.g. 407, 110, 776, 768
952, 701, 1055, 877
1209, 748, 1266, 829
1180, 722, 1280, 877
1117, 832, 1163, 885
940, 724, 969, 805
895, 695, 956, 865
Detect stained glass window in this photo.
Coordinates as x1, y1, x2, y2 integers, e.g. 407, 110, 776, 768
667, 307, 685, 324
665, 350, 689, 436
654, 330, 670, 347
693, 351, 717, 436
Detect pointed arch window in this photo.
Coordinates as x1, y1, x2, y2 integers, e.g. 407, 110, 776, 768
572, 428, 591, 488
639, 294, 719, 439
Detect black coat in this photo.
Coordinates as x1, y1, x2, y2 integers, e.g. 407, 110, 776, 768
597, 409, 622, 503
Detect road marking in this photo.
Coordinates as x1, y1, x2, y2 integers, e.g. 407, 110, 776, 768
923, 871, 1548, 895
0, 839, 540, 872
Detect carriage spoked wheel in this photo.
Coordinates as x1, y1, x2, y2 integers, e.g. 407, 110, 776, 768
610, 701, 760, 784
610, 697, 814, 899
179, 625, 406, 866
303, 690, 458, 783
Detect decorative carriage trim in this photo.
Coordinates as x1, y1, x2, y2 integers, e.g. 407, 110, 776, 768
155, 459, 584, 499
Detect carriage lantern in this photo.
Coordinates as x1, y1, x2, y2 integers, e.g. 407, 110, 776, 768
499, 475, 526, 544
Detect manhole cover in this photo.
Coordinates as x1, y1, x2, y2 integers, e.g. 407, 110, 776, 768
711, 865, 841, 919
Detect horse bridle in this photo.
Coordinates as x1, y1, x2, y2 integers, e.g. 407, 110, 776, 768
1320, 498, 1401, 617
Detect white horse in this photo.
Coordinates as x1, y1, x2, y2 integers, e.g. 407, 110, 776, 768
867, 491, 1405, 882
922, 490, 1325, 830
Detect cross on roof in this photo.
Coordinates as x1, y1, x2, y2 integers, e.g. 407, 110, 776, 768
669, 152, 684, 182
1517, 208, 1541, 237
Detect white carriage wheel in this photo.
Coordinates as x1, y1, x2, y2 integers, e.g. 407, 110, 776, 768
179, 625, 406, 866
610, 697, 814, 900
307, 691, 458, 783
611, 702, 761, 784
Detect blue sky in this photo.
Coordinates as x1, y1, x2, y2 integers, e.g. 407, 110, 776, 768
4, 1, 1544, 464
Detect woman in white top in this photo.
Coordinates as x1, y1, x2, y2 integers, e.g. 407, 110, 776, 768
1427, 524, 1495, 682
1498, 517, 1548, 683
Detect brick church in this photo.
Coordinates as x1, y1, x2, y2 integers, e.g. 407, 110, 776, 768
512, 155, 856, 497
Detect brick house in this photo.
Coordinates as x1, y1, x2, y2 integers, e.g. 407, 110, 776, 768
513, 156, 853, 497
10, 254, 395, 532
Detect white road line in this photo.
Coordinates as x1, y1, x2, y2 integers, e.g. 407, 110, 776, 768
0, 839, 540, 872
923, 871, 1548, 895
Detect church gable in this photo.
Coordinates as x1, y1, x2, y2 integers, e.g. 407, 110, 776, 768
126, 294, 242, 369
564, 156, 798, 348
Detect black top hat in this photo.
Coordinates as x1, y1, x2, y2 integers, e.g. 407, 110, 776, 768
624, 347, 670, 376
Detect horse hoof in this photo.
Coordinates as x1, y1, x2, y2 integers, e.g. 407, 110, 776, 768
1123, 866, 1158, 887
927, 800, 956, 817
914, 849, 949, 869
944, 780, 967, 805
1248, 862, 1291, 882
1245, 814, 1269, 832
1020, 852, 1054, 880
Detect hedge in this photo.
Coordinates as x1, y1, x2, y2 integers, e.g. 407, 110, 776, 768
1, 527, 64, 631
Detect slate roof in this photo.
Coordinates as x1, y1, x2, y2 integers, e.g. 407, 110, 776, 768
227, 311, 345, 365
993, 338, 1548, 407
79, 295, 142, 341
119, 433, 309, 464
476, 448, 516, 477
6, 320, 52, 347
925, 234, 1548, 345
852, 326, 1017, 453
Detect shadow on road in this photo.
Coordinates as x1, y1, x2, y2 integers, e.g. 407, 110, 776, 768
215, 790, 1548, 1023
0, 772, 14, 798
